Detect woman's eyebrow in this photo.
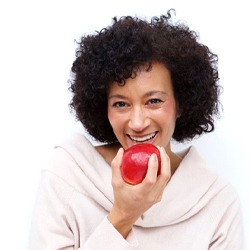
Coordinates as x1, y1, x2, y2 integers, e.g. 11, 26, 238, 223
144, 90, 167, 97
108, 94, 127, 99
108, 90, 167, 99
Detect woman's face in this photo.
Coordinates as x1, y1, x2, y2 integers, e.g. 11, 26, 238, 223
107, 63, 179, 152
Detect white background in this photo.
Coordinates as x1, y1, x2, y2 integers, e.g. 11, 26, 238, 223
0, 1, 249, 249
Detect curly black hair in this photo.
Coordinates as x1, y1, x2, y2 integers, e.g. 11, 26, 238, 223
69, 9, 221, 143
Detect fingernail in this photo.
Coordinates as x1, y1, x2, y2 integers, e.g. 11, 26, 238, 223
152, 153, 157, 161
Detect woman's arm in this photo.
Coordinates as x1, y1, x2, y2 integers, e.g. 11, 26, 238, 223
107, 147, 171, 238
28, 171, 139, 250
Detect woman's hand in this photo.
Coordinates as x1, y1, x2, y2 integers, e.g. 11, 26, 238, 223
107, 146, 171, 238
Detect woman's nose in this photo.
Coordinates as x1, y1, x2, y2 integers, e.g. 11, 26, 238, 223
128, 107, 150, 132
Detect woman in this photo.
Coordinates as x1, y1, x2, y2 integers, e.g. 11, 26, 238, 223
29, 10, 245, 249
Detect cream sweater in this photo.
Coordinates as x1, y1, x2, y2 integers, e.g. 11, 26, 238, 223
29, 133, 245, 250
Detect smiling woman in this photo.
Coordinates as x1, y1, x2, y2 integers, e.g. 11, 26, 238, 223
28, 10, 246, 250
107, 63, 178, 153
69, 14, 220, 144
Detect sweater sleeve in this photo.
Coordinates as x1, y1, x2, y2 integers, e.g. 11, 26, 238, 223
28, 171, 138, 250
28, 171, 76, 250
83, 217, 138, 250
209, 196, 246, 250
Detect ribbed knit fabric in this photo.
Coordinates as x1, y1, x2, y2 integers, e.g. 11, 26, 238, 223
28, 133, 245, 249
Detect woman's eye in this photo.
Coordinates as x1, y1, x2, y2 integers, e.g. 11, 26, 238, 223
147, 98, 162, 105
112, 101, 127, 108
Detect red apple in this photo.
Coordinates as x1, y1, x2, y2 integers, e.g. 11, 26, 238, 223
121, 143, 161, 185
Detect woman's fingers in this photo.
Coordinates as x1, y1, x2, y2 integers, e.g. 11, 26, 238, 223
150, 147, 171, 201
141, 146, 171, 203
144, 147, 171, 185
144, 153, 159, 184
110, 146, 172, 220
111, 148, 124, 186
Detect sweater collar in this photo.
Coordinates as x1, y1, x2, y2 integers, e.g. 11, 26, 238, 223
59, 134, 219, 228
134, 146, 219, 227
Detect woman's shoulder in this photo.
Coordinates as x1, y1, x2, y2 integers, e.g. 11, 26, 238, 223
40, 133, 114, 195
176, 145, 240, 201
41, 133, 95, 175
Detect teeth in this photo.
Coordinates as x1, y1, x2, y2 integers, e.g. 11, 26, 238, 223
130, 132, 157, 142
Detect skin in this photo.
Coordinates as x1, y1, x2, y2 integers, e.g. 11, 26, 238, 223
107, 62, 179, 152
96, 62, 182, 238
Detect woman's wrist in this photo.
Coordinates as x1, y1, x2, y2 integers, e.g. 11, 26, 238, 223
107, 209, 135, 238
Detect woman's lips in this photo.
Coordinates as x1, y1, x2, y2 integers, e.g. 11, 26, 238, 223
128, 132, 158, 143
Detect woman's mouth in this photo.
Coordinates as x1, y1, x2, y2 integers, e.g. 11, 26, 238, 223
128, 132, 158, 143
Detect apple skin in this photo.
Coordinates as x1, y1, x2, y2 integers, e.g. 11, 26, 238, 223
121, 144, 161, 185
